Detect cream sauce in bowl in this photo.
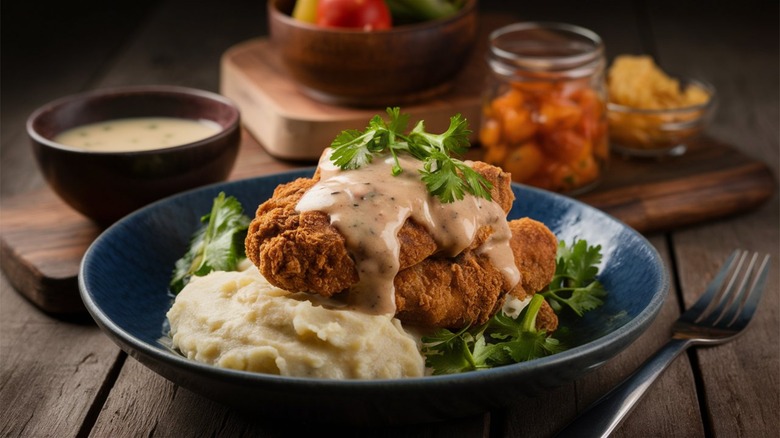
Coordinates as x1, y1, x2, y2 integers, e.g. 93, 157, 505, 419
54, 117, 221, 152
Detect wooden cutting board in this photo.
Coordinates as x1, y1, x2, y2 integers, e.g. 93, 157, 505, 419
219, 38, 488, 160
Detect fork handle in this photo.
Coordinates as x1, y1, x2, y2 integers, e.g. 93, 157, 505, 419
555, 338, 693, 438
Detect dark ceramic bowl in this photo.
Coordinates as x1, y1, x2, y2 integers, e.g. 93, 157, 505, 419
268, 0, 478, 107
80, 169, 668, 426
27, 86, 241, 225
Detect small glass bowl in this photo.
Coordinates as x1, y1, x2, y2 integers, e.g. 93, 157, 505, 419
607, 78, 717, 157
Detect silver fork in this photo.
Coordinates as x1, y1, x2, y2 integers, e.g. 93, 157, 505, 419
555, 250, 771, 438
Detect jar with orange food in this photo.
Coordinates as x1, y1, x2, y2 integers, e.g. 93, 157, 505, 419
480, 22, 609, 194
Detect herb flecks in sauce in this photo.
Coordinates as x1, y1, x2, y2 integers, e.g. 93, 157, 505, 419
296, 150, 519, 315
54, 117, 220, 152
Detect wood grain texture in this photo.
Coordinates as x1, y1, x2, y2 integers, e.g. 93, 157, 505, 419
672, 206, 780, 437
0, 1, 157, 437
222, 9, 517, 153
648, 1, 779, 435
0, 273, 122, 437
91, 358, 490, 438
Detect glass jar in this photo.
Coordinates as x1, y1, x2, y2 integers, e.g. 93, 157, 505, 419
480, 22, 609, 195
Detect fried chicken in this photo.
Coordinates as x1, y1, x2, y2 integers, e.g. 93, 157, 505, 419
393, 246, 509, 328
394, 218, 558, 329
245, 162, 514, 298
507, 218, 559, 301
245, 158, 558, 331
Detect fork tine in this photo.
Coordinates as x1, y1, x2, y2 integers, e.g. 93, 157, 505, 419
696, 250, 749, 325
706, 252, 757, 326
680, 250, 741, 323
729, 254, 771, 329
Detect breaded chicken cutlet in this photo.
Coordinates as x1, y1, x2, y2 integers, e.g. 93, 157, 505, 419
245, 159, 558, 330
394, 218, 558, 329
245, 161, 514, 298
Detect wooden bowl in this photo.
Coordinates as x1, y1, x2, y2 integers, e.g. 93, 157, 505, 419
268, 0, 478, 107
27, 86, 241, 225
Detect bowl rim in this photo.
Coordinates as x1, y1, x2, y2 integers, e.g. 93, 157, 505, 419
268, 0, 477, 35
26, 85, 241, 156
607, 77, 717, 115
79, 168, 670, 390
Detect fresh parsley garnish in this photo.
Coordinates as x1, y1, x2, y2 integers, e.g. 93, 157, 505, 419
422, 295, 563, 375
329, 107, 492, 203
169, 192, 251, 294
541, 240, 607, 316
421, 239, 606, 375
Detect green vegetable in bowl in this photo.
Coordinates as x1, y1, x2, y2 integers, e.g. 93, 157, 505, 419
169, 192, 251, 294
386, 0, 466, 23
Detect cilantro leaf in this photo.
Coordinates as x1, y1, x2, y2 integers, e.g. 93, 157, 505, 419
169, 192, 251, 294
483, 295, 565, 364
328, 108, 492, 203
329, 129, 376, 170
419, 151, 468, 203
407, 114, 471, 156
421, 295, 563, 375
420, 326, 477, 375
541, 240, 607, 316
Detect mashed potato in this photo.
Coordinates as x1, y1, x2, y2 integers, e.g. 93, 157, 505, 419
166, 268, 425, 379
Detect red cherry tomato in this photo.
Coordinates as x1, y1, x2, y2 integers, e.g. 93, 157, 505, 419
316, 0, 392, 30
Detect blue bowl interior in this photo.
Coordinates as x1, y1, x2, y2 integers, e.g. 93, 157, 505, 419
80, 168, 668, 423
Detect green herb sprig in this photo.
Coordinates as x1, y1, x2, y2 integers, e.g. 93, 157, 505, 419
169, 192, 251, 294
541, 240, 607, 316
421, 239, 606, 375
329, 107, 492, 203
422, 295, 564, 375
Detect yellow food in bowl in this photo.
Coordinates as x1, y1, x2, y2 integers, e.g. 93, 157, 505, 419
608, 55, 709, 109
607, 55, 713, 154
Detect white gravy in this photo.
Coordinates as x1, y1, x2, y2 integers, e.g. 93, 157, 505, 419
53, 117, 221, 152
296, 149, 520, 315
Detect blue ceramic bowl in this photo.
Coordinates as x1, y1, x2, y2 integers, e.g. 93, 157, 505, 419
80, 169, 668, 425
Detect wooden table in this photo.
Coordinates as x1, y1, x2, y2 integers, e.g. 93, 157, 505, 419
2, 1, 777, 436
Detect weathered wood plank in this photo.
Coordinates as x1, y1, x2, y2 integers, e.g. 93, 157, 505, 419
648, 1, 779, 436
0, 274, 122, 437
91, 358, 490, 437
0, 1, 161, 437
672, 206, 780, 437
489, 8, 683, 423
